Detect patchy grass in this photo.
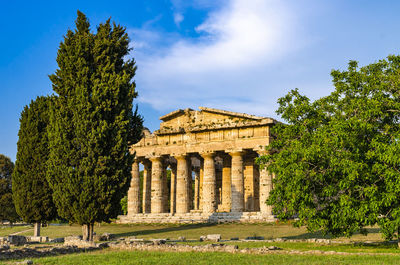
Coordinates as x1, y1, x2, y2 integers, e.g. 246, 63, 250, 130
12, 222, 385, 243
0, 223, 399, 264
177, 241, 400, 254
4, 249, 400, 265
0, 225, 32, 236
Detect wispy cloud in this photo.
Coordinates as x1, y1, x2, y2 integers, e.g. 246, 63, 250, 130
173, 12, 184, 26
131, 0, 311, 117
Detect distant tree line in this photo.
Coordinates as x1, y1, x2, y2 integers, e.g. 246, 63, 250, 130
0, 154, 19, 224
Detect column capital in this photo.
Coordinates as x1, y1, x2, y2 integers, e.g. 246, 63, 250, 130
200, 151, 215, 158
228, 150, 244, 157
149, 156, 163, 162
174, 153, 188, 161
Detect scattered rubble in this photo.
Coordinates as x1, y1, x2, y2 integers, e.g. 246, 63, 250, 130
93, 232, 114, 241
205, 234, 221, 242
245, 236, 264, 240
0, 245, 102, 261
0, 233, 388, 262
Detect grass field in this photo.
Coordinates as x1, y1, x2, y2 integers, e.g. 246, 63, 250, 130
0, 225, 32, 237
0, 222, 386, 243
3, 249, 400, 265
2, 222, 400, 264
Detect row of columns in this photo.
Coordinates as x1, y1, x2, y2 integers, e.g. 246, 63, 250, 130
127, 150, 273, 215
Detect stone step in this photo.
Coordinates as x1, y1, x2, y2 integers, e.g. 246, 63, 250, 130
118, 212, 276, 224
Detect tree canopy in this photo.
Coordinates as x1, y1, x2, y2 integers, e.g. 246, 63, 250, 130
0, 154, 18, 223
47, 11, 143, 240
12, 96, 57, 227
259, 56, 400, 240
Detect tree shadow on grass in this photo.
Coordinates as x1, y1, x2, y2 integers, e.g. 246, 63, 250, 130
284, 227, 381, 240
113, 223, 218, 238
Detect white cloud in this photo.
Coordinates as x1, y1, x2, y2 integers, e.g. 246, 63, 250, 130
173, 13, 184, 26
132, 0, 311, 117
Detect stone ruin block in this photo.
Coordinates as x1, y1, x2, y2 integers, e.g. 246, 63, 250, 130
26, 236, 49, 243
206, 234, 222, 242
7, 235, 27, 245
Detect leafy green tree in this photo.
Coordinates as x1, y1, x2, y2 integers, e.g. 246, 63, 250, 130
120, 196, 128, 215
47, 11, 143, 241
13, 96, 57, 236
0, 154, 18, 224
259, 56, 400, 242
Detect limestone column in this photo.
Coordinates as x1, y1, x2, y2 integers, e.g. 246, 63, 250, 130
170, 163, 177, 214
175, 155, 190, 213
257, 151, 273, 215
187, 165, 193, 210
230, 151, 244, 212
244, 154, 257, 212
254, 166, 260, 212
142, 160, 152, 213
194, 168, 200, 210
216, 168, 222, 206
127, 160, 140, 215
199, 158, 204, 210
221, 155, 231, 212
162, 164, 168, 212
201, 152, 216, 213
150, 156, 163, 213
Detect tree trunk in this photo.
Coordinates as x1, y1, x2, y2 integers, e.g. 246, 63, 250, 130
82, 224, 89, 241
82, 223, 94, 241
34, 222, 41, 237
89, 223, 94, 241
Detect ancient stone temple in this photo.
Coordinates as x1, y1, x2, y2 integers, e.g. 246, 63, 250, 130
118, 107, 277, 223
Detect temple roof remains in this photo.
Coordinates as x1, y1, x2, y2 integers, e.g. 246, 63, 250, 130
156, 107, 276, 135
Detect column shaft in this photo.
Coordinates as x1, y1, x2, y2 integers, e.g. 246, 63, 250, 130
244, 155, 257, 211
187, 165, 193, 210
201, 153, 216, 213
194, 169, 200, 210
230, 151, 244, 212
142, 161, 151, 213
199, 159, 204, 210
221, 156, 231, 212
162, 165, 168, 212
258, 152, 273, 215
127, 160, 140, 215
176, 155, 190, 213
170, 164, 177, 214
151, 157, 164, 213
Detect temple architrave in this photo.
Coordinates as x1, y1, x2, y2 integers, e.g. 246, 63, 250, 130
118, 107, 278, 223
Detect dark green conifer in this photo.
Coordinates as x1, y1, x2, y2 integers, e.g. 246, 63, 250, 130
13, 96, 56, 235
47, 11, 142, 241
0, 154, 18, 224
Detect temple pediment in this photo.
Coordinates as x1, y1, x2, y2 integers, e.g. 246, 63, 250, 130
156, 107, 276, 135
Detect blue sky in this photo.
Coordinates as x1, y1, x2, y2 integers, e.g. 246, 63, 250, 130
2, 0, 400, 161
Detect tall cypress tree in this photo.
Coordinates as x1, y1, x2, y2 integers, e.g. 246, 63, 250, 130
13, 96, 56, 235
0, 154, 18, 224
47, 11, 142, 241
